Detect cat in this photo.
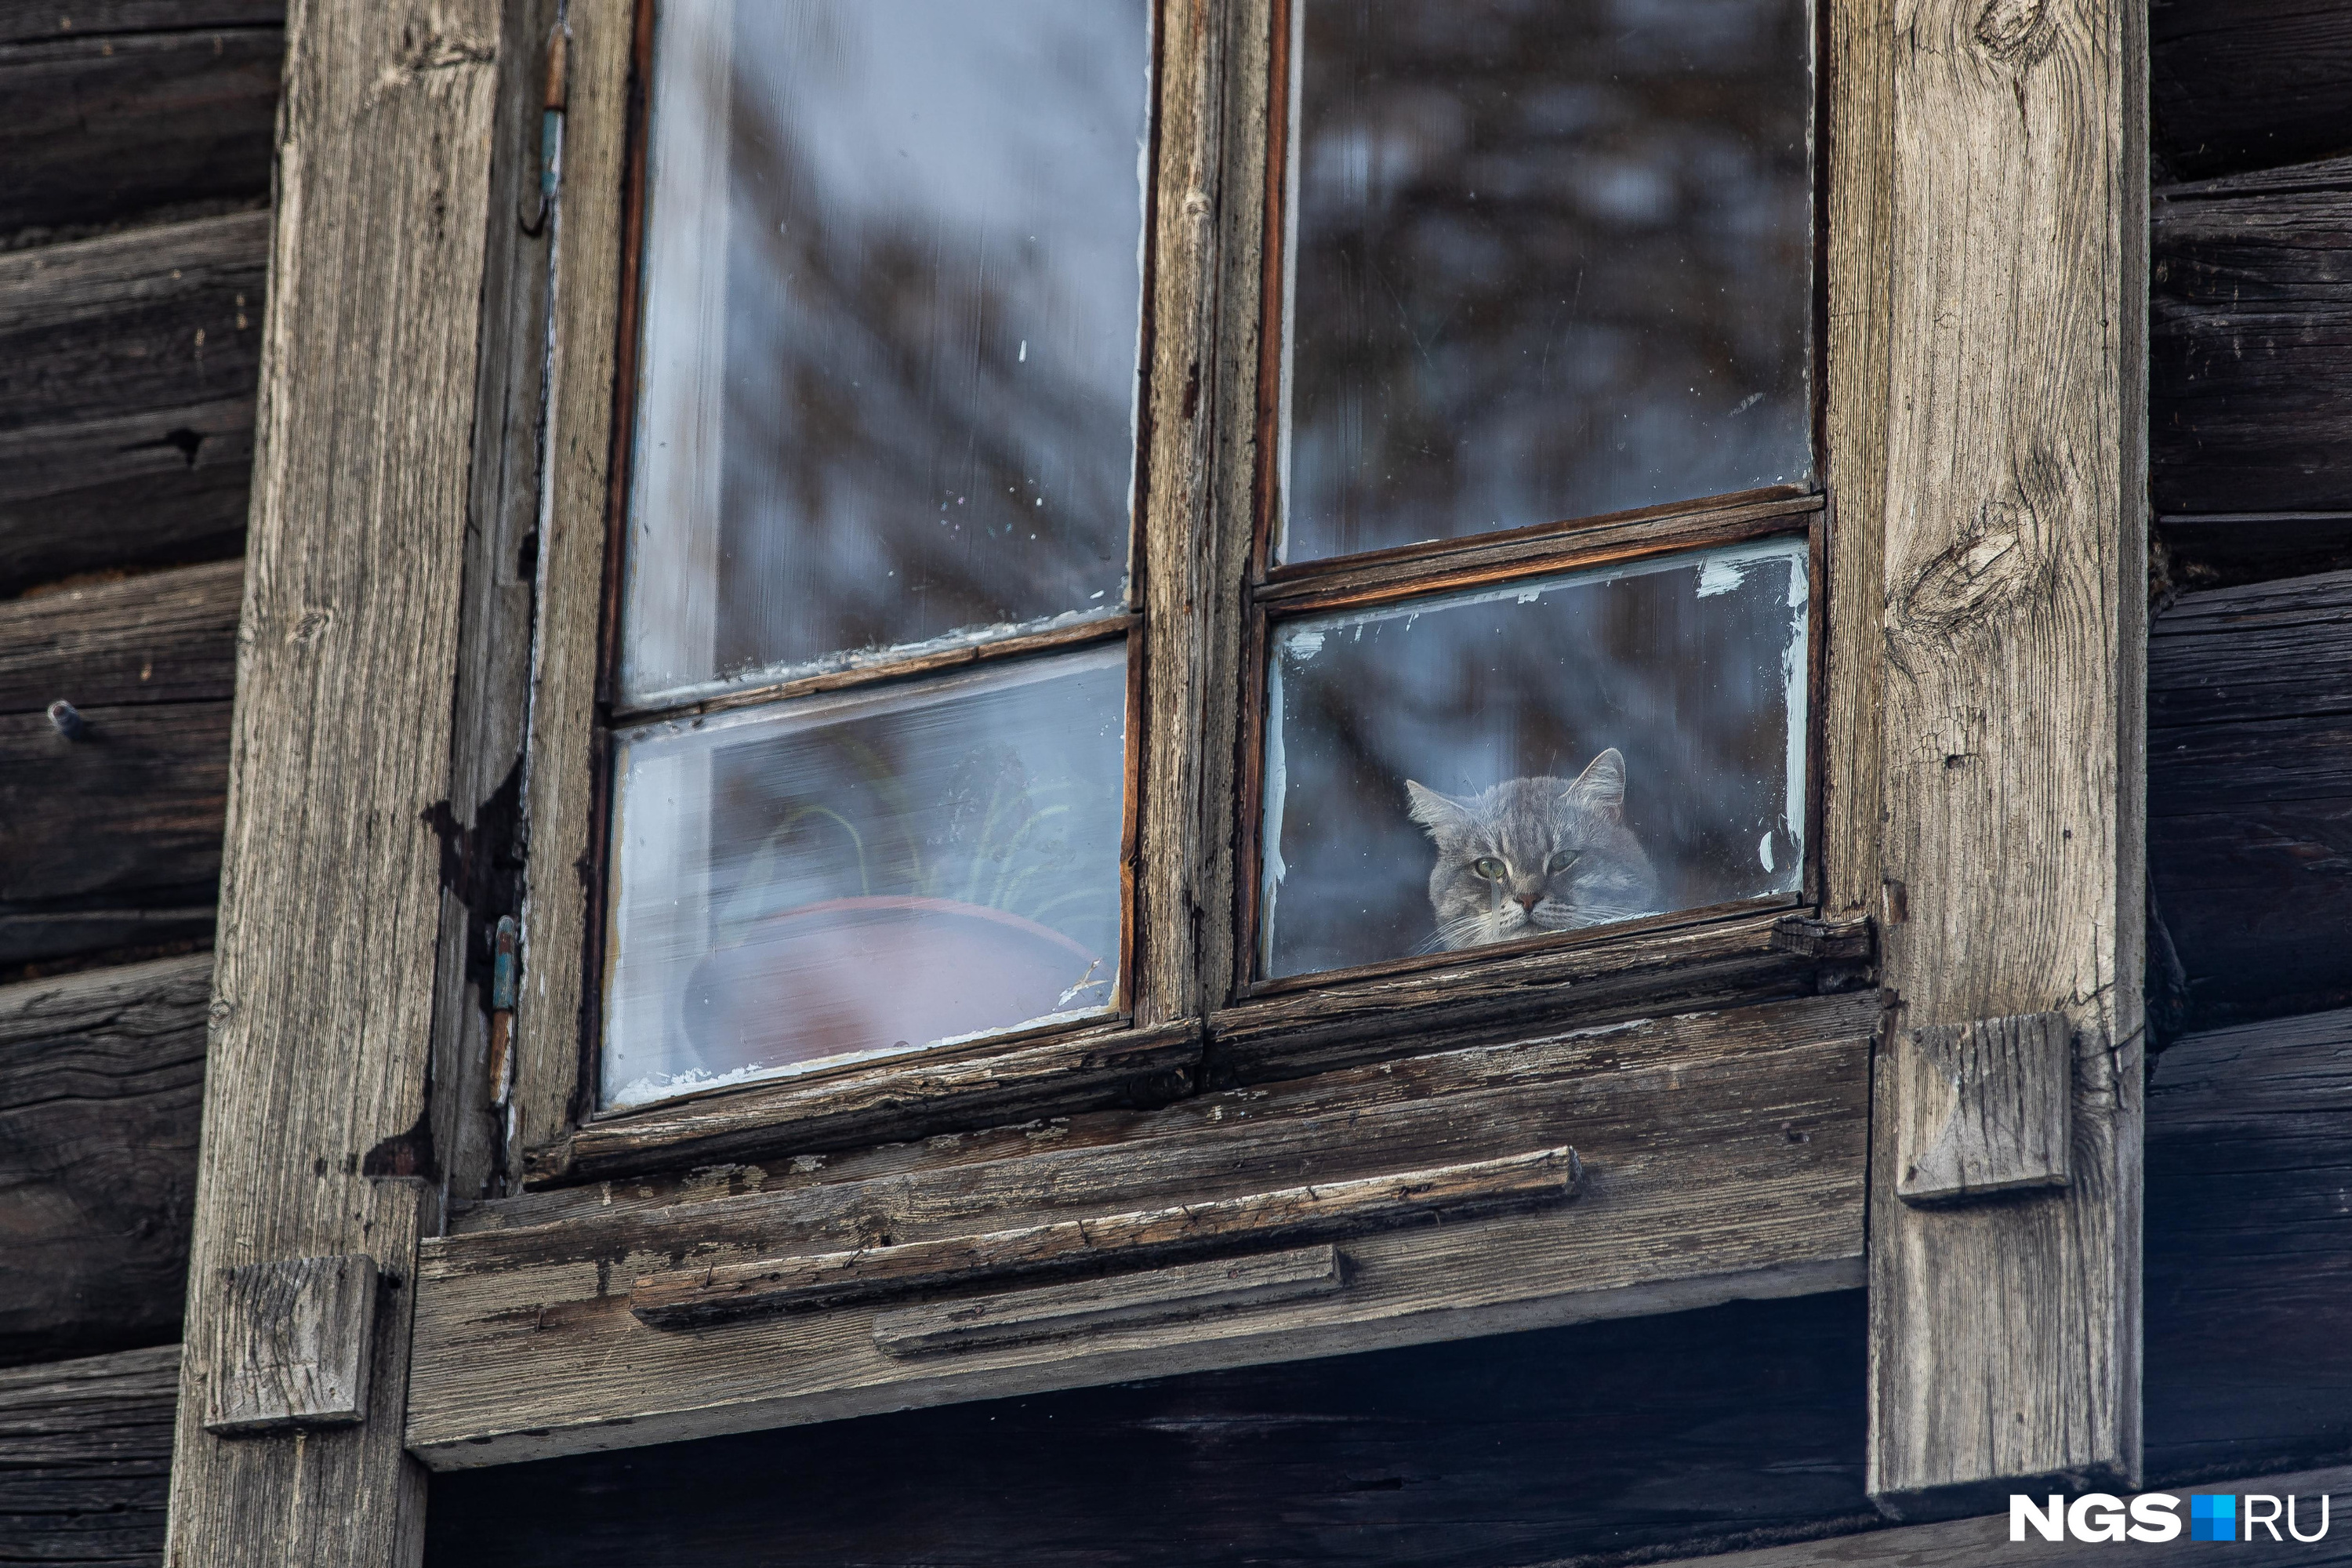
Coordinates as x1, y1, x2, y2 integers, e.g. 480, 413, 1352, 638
1405, 749, 1660, 952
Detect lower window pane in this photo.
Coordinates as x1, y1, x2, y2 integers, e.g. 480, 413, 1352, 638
1259, 537, 1808, 979
604, 645, 1127, 1109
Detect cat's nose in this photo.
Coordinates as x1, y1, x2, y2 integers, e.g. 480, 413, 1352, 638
1515, 892, 1541, 911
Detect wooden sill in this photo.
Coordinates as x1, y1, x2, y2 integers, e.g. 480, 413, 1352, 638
409, 989, 1876, 1468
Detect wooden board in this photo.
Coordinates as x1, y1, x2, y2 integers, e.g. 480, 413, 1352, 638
0, 2, 283, 43
2146, 1007, 2352, 1471
160, 0, 501, 1560
0, 212, 267, 592
2152, 160, 2352, 519
0, 27, 281, 238
0, 558, 241, 713
2152, 0, 2352, 181
0, 699, 230, 916
2148, 569, 2352, 1023
1871, 0, 2146, 1510
0, 955, 209, 1365
408, 992, 1875, 1467
0, 1345, 180, 1568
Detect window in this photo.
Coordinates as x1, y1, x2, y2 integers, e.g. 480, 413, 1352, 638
470, 0, 1879, 1464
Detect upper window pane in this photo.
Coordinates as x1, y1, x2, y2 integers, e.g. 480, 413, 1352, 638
620, 0, 1152, 710
1258, 537, 1809, 979
1278, 0, 1813, 564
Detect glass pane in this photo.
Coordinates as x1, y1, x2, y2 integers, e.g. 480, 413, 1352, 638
1259, 538, 1808, 978
620, 0, 1152, 710
604, 647, 1127, 1109
1279, 0, 1813, 563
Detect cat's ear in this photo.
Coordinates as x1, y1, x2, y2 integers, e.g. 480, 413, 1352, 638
1405, 780, 1471, 837
1565, 748, 1628, 819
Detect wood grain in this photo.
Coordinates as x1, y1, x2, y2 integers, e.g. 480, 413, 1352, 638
0, 1345, 180, 1568
0, 2, 283, 44
870, 1243, 1346, 1359
2152, 0, 2352, 181
0, 212, 267, 592
513, 0, 630, 1168
526, 1017, 1203, 1186
1207, 908, 1870, 1084
0, 699, 230, 917
632, 1149, 1580, 1327
1825, 0, 1893, 920
205, 1254, 377, 1434
408, 992, 1875, 1465
1134, 0, 1249, 1029
161, 0, 501, 1559
2153, 161, 2352, 518
1893, 1013, 2071, 1204
1871, 0, 2146, 1508
2149, 569, 2352, 1024
0, 558, 241, 713
0, 27, 281, 238
0, 955, 209, 1366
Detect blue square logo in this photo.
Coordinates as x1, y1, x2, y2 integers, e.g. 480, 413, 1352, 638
2191, 1494, 2237, 1542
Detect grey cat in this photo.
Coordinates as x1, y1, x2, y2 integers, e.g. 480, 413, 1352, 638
1405, 750, 1660, 952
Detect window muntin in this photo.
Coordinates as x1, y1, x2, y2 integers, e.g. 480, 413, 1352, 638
604, 645, 1128, 1109
1275, 0, 1814, 564
1256, 535, 1809, 979
619, 0, 1152, 712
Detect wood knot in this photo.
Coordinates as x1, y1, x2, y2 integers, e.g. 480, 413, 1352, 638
1974, 0, 2056, 64
1893, 528, 2037, 636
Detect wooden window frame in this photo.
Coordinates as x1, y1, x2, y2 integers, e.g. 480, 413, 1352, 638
514, 0, 1866, 1185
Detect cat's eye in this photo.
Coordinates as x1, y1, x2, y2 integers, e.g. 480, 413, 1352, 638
1472, 857, 1508, 881
1548, 852, 1581, 876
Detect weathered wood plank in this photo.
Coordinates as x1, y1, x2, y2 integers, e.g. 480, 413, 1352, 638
205, 1254, 377, 1434
0, 558, 240, 713
1206, 910, 1871, 1085
870, 1244, 1347, 1359
408, 993, 1875, 1466
528, 1018, 1203, 1185
2152, 0, 2352, 182
632, 1149, 1581, 1327
162, 0, 502, 1560
512, 0, 628, 1168
0, 2, 283, 43
2148, 569, 2352, 1023
0, 212, 267, 591
422, 1292, 1877, 1568
0, 956, 209, 1366
0, 1345, 180, 1567
2146, 1007, 2352, 1472
2152, 162, 2352, 520
0, 28, 281, 238
1872, 0, 2145, 1509
0, 699, 230, 916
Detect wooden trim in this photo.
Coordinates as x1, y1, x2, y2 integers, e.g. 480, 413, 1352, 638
521, 1015, 1201, 1185
1867, 0, 2147, 1511
630, 1146, 1581, 1326
514, 0, 634, 1165
408, 991, 1875, 1468
162, 0, 505, 1558
1208, 907, 1870, 1087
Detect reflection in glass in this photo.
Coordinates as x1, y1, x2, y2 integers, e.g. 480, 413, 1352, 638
1259, 538, 1809, 978
1280, 0, 1813, 562
604, 647, 1127, 1109
621, 0, 1152, 710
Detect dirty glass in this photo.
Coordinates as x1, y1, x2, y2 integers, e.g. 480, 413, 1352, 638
603, 647, 1127, 1109
1258, 538, 1808, 978
1278, 0, 1813, 563
619, 0, 1152, 710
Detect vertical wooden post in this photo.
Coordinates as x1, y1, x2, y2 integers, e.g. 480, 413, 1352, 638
164, 0, 502, 1560
1870, 0, 2147, 1515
